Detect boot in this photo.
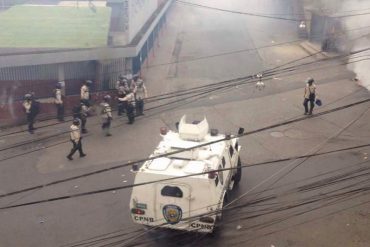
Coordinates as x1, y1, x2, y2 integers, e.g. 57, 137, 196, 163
104, 127, 112, 136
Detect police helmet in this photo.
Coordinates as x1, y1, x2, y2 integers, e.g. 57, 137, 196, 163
119, 75, 125, 80
73, 118, 80, 125
24, 93, 32, 100
306, 77, 314, 84
85, 80, 93, 85
56, 83, 62, 89
103, 95, 111, 101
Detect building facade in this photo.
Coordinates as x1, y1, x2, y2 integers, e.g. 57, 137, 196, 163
0, 0, 172, 126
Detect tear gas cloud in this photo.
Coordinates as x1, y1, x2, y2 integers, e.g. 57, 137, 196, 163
313, 0, 370, 89
339, 0, 370, 90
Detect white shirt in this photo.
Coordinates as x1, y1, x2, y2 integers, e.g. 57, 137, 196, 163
304, 83, 317, 99
70, 124, 80, 141
81, 85, 89, 100
55, 89, 63, 104
135, 84, 148, 100
23, 100, 32, 113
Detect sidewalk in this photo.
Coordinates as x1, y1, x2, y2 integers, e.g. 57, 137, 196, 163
299, 40, 339, 59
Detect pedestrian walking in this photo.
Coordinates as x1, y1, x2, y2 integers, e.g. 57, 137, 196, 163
67, 118, 86, 160
73, 100, 89, 133
54, 83, 64, 122
303, 77, 318, 115
101, 95, 113, 136
80, 80, 92, 106
134, 77, 148, 116
22, 93, 39, 134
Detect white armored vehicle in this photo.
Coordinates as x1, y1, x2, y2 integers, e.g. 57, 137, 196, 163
129, 115, 242, 233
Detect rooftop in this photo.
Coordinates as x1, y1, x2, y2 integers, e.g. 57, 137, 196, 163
0, 5, 111, 48
140, 131, 226, 178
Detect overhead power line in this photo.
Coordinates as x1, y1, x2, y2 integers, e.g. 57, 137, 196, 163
175, 0, 302, 22
1, 46, 369, 164
177, 0, 370, 21
1, 28, 369, 138
1, 97, 370, 209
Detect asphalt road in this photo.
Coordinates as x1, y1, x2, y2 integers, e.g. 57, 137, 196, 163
1, 0, 370, 247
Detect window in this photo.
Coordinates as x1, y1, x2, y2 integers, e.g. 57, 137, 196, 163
222, 157, 226, 168
229, 145, 234, 157
161, 186, 183, 198
235, 141, 239, 151
215, 176, 219, 186
218, 166, 224, 185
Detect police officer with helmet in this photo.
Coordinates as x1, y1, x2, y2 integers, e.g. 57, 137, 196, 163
54, 82, 64, 122
134, 77, 148, 116
121, 89, 135, 124
117, 90, 126, 116
67, 118, 86, 160
303, 77, 318, 115
73, 100, 89, 133
23, 93, 39, 134
81, 80, 92, 107
101, 95, 113, 136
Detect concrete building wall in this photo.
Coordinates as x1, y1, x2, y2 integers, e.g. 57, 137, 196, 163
128, 0, 157, 43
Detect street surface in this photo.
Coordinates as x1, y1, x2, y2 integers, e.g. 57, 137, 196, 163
1, 0, 370, 246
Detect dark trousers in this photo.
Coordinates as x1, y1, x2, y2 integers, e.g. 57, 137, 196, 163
127, 104, 135, 124
68, 139, 84, 157
26, 113, 35, 133
81, 117, 87, 133
136, 99, 144, 115
81, 99, 90, 107
102, 118, 112, 135
56, 104, 64, 121
102, 118, 111, 129
303, 98, 315, 114
118, 102, 125, 116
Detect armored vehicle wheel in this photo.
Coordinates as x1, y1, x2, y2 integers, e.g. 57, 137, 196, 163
233, 157, 242, 185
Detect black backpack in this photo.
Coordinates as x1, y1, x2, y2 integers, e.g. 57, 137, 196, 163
72, 105, 81, 118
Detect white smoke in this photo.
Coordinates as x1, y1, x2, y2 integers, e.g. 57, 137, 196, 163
339, 0, 370, 89
312, 0, 370, 89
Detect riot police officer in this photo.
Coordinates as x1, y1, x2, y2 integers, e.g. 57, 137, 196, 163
81, 80, 92, 106
117, 90, 126, 116
101, 95, 113, 136
303, 77, 318, 115
121, 90, 135, 124
54, 83, 64, 121
134, 78, 148, 116
67, 118, 86, 160
23, 93, 39, 134
73, 100, 89, 133
116, 75, 128, 92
